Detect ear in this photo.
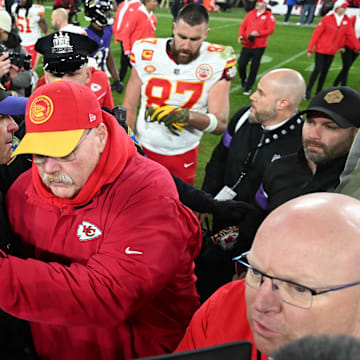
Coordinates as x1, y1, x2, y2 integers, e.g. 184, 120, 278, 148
204, 27, 210, 39
95, 123, 108, 152
172, 22, 176, 35
44, 71, 51, 84
276, 97, 290, 111
85, 66, 92, 84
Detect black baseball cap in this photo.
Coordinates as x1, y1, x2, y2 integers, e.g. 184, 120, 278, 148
35, 31, 99, 76
298, 87, 360, 128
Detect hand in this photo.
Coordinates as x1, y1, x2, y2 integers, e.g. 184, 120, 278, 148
238, 36, 243, 44
339, 47, 345, 53
145, 105, 189, 135
307, 51, 312, 57
211, 199, 261, 224
0, 53, 11, 78
111, 80, 124, 94
8, 64, 21, 80
249, 30, 259, 37
193, 211, 208, 224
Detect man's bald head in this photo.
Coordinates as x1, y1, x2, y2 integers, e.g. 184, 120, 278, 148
263, 68, 306, 110
249, 68, 306, 126
254, 192, 360, 262
246, 193, 360, 357
51, 8, 69, 31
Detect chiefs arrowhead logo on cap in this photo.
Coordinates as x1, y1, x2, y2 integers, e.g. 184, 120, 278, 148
324, 90, 344, 104
29, 95, 54, 124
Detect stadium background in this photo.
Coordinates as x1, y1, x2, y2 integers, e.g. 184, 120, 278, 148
39, 4, 360, 187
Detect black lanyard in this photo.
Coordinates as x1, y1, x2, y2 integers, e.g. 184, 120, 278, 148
231, 132, 266, 190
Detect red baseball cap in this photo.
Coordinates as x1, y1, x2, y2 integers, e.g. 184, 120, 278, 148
12, 81, 103, 157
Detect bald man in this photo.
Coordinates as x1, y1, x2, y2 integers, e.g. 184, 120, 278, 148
51, 8, 86, 34
177, 193, 360, 360
195, 68, 306, 302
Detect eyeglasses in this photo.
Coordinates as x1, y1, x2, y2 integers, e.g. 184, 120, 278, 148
32, 129, 92, 165
233, 251, 360, 309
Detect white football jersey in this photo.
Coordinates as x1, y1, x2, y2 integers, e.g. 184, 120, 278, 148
131, 38, 236, 155
11, 4, 45, 46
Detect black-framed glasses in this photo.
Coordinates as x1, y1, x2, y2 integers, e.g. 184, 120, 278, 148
233, 251, 360, 309
32, 129, 93, 165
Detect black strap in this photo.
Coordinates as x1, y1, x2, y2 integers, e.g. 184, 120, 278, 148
231, 132, 266, 190
257, 349, 262, 360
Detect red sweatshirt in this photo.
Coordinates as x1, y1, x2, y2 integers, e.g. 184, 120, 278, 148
3, 112, 202, 360
308, 13, 360, 55
238, 8, 276, 49
113, 0, 142, 43
36, 67, 114, 109
176, 280, 268, 360
122, 5, 157, 54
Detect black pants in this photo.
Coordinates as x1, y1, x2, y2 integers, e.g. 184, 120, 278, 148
333, 47, 359, 86
306, 52, 334, 98
284, 4, 294, 22
238, 47, 265, 92
119, 42, 131, 81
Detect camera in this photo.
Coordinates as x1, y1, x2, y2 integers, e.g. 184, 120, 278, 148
113, 105, 127, 124
248, 35, 256, 44
0, 44, 32, 71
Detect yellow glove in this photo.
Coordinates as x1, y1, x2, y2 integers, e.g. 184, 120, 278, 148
145, 106, 189, 136
145, 105, 176, 123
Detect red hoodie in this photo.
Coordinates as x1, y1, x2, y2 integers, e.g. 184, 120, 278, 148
307, 13, 360, 55
3, 112, 202, 359
238, 8, 276, 49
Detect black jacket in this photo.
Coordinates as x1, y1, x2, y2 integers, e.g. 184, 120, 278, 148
202, 105, 303, 231
260, 148, 347, 212
0, 138, 35, 358
195, 106, 303, 302
0, 184, 36, 359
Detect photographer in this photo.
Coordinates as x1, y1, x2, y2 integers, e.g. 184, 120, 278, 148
0, 10, 32, 96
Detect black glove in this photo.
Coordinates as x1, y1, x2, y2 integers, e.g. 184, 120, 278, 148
111, 80, 124, 94
211, 199, 262, 224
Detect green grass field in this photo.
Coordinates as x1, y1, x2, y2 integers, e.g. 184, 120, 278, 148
40, 4, 360, 187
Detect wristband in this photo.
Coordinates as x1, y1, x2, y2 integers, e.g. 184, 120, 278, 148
203, 113, 218, 133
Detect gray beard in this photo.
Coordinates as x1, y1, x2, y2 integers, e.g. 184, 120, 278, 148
248, 109, 276, 125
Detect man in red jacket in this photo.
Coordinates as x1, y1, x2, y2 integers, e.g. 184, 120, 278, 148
3, 81, 202, 360
176, 193, 360, 360
121, 0, 157, 57
306, 0, 359, 99
237, 0, 276, 95
113, 0, 141, 81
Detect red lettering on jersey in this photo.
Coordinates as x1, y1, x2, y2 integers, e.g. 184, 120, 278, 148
206, 44, 226, 53
175, 82, 204, 109
145, 78, 204, 109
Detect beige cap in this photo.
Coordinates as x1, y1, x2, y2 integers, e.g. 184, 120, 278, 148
0, 10, 11, 33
